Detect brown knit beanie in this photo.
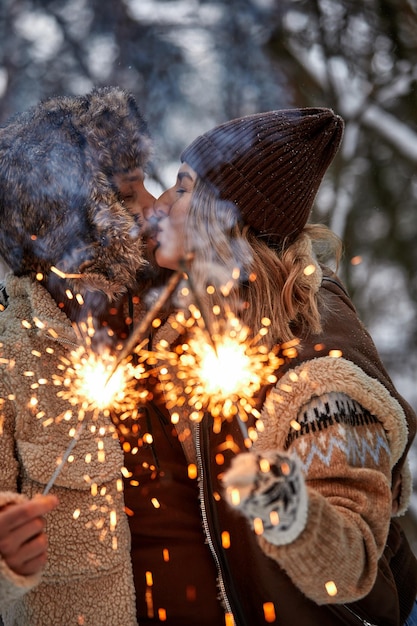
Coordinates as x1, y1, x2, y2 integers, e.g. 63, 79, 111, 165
181, 107, 344, 244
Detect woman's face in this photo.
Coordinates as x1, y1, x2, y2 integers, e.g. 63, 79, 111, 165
153, 163, 196, 270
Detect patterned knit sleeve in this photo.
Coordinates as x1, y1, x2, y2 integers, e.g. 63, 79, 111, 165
254, 356, 407, 605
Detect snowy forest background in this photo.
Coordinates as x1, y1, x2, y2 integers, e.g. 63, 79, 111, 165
1, 0, 417, 548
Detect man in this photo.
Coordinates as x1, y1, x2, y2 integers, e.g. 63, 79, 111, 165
0, 86, 154, 625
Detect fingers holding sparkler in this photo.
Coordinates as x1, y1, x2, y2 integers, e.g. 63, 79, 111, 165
0, 494, 59, 576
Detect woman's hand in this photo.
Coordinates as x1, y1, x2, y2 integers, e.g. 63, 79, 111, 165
222, 450, 308, 545
0, 495, 58, 576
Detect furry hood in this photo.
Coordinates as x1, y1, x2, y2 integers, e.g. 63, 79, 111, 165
0, 86, 152, 298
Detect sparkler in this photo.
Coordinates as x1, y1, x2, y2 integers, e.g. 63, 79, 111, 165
43, 344, 147, 494
42, 267, 185, 493
38, 258, 280, 491
43, 421, 85, 494
149, 261, 284, 437
155, 304, 282, 435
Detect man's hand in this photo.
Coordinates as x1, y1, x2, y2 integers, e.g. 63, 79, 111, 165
0, 495, 58, 576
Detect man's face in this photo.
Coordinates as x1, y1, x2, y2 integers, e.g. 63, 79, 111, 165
113, 168, 157, 261
113, 168, 156, 224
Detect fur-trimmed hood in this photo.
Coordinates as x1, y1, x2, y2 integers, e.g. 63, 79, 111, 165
0, 86, 152, 298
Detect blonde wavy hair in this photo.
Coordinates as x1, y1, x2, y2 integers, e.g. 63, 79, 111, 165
182, 178, 342, 347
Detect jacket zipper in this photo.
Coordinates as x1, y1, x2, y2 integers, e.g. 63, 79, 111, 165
194, 421, 236, 625
342, 604, 378, 626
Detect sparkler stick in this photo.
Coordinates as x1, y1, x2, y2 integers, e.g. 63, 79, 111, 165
43, 421, 86, 494
106, 267, 185, 381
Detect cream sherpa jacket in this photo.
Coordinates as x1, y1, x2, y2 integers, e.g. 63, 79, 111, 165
0, 276, 137, 626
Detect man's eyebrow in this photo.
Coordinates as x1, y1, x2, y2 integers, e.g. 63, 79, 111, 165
121, 169, 145, 181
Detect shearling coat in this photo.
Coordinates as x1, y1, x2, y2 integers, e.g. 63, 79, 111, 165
0, 275, 138, 625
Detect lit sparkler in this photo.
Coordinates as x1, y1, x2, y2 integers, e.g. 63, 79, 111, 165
146, 262, 284, 436
154, 305, 283, 434
42, 268, 185, 493
43, 344, 148, 494
55, 346, 139, 412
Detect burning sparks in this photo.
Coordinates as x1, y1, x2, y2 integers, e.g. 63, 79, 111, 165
54, 345, 142, 412
3, 261, 287, 577
50, 265, 83, 280
39, 334, 150, 496
329, 349, 343, 358
154, 307, 282, 430
221, 531, 231, 549
303, 263, 316, 276
253, 517, 264, 535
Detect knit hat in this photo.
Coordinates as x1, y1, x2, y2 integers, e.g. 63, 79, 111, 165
181, 107, 344, 244
0, 86, 152, 296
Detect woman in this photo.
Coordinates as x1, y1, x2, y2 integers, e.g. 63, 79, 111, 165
0, 86, 155, 625
123, 108, 417, 625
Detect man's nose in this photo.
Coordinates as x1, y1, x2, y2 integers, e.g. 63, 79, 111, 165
138, 186, 156, 212
143, 196, 168, 225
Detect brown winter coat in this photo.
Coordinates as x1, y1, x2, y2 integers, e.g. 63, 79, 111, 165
154, 269, 417, 626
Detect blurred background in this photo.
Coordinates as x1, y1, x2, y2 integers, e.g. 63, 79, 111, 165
1, 0, 417, 548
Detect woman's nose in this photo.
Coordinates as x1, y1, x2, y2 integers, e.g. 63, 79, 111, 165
142, 198, 169, 243
143, 199, 168, 229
